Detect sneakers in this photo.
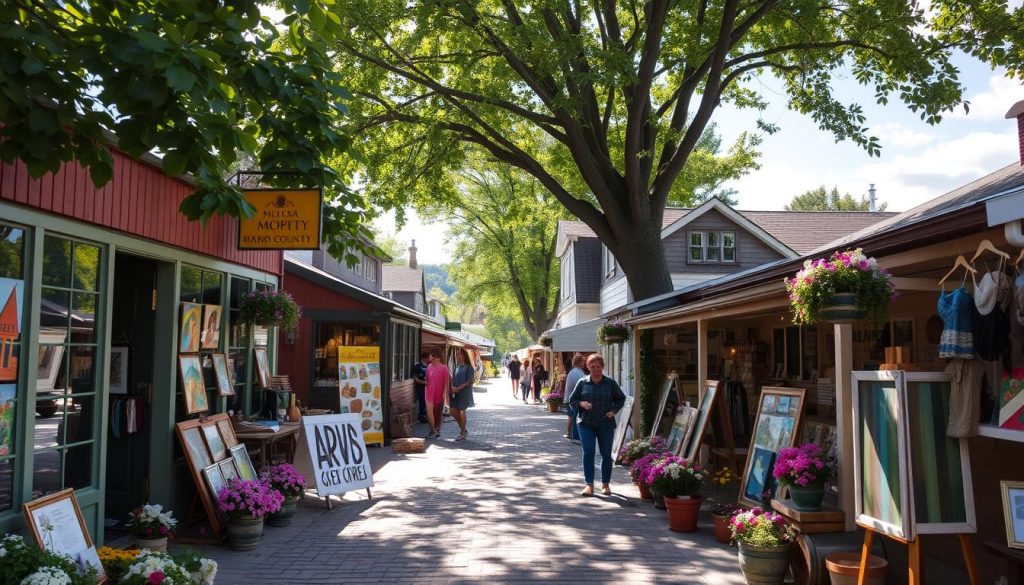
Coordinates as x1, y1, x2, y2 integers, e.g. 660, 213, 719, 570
455, 430, 468, 441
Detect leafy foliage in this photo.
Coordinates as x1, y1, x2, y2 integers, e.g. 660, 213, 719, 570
786, 248, 896, 324
0, 0, 372, 258
0, 534, 96, 585
785, 186, 887, 211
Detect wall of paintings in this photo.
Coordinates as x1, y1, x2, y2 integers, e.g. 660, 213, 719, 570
175, 413, 253, 535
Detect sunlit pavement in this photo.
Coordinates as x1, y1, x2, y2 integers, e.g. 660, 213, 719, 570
195, 378, 746, 584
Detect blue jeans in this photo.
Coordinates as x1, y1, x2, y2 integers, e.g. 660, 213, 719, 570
567, 406, 579, 440
578, 423, 614, 485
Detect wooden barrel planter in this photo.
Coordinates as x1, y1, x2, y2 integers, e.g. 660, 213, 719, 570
796, 531, 888, 585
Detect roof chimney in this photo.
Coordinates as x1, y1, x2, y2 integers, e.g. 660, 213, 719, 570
1007, 100, 1024, 166
868, 183, 877, 212
408, 239, 418, 269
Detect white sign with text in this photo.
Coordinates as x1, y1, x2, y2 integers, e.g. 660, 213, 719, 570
302, 414, 375, 497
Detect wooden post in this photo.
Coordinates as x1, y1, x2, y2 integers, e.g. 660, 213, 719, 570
833, 322, 856, 531
857, 528, 876, 585
697, 319, 708, 396
958, 533, 979, 585
908, 537, 922, 585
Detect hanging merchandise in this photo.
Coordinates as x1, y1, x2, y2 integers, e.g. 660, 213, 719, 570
946, 359, 984, 437
972, 270, 1011, 362
938, 287, 975, 359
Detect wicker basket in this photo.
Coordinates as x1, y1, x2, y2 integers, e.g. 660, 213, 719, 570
391, 438, 426, 454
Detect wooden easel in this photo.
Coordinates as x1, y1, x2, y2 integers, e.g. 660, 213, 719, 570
709, 387, 746, 474
322, 488, 372, 510
857, 527, 979, 585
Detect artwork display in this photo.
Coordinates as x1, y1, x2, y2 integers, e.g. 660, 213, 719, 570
179, 302, 202, 353
683, 380, 720, 461
230, 444, 257, 481
109, 347, 128, 395
181, 427, 211, 472
998, 368, 1024, 430
219, 459, 240, 483
37, 344, 65, 393
649, 373, 682, 439
0, 277, 24, 382
0, 384, 14, 456
200, 304, 222, 350
338, 346, 384, 445
202, 424, 227, 462
666, 406, 698, 456
178, 354, 208, 414
217, 418, 238, 449
1002, 481, 1024, 550
211, 353, 234, 396
739, 386, 806, 508
254, 347, 271, 389
202, 463, 228, 499
610, 395, 634, 462
22, 489, 105, 580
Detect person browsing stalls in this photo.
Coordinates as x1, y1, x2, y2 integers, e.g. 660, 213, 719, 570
566, 353, 625, 497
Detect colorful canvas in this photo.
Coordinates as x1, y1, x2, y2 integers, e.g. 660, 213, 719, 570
200, 304, 222, 350
178, 355, 208, 414
0, 384, 14, 456
739, 387, 805, 508
230, 444, 256, 481
0, 278, 24, 382
999, 369, 1024, 430
202, 424, 227, 462
212, 354, 234, 396
855, 377, 907, 538
179, 303, 202, 353
745, 447, 777, 504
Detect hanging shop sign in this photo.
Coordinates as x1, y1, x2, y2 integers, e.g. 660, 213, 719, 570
302, 413, 375, 497
337, 346, 384, 445
238, 189, 322, 250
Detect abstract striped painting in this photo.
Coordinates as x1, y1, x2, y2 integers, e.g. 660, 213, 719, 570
858, 379, 905, 533
906, 380, 968, 527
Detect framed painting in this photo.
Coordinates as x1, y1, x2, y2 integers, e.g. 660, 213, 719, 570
683, 380, 720, 461
178, 354, 208, 414
219, 459, 240, 483
22, 489, 106, 583
852, 370, 912, 540
202, 423, 227, 462
217, 418, 238, 449
254, 347, 270, 389
211, 353, 234, 396
179, 302, 202, 353
667, 406, 698, 457
610, 395, 634, 464
738, 386, 806, 508
109, 346, 129, 395
202, 463, 228, 500
200, 304, 222, 350
180, 426, 211, 472
649, 373, 682, 439
230, 444, 257, 481
1002, 481, 1024, 549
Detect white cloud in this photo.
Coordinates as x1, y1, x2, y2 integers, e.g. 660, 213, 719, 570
873, 122, 934, 148
955, 75, 1022, 121
371, 210, 452, 265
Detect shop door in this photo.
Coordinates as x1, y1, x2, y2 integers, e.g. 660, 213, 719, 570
104, 253, 162, 536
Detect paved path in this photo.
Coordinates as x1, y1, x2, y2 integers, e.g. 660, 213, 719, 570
195, 378, 746, 584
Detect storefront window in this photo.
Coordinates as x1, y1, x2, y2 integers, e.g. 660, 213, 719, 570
34, 235, 103, 497
0, 223, 26, 511
389, 323, 416, 382
228, 277, 251, 413
176, 267, 224, 417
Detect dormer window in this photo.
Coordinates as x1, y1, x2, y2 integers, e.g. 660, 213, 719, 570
689, 231, 736, 263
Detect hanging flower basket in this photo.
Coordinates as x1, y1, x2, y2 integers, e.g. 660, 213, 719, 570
538, 334, 553, 347
785, 248, 896, 325
597, 319, 631, 345
240, 289, 301, 331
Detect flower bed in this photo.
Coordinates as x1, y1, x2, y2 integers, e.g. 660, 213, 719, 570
785, 248, 895, 324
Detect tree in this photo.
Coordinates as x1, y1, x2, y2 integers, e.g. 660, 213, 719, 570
327, 0, 1022, 301
785, 186, 887, 212
374, 231, 409, 265
0, 1, 370, 258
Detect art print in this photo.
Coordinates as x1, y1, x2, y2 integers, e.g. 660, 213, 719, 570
22, 489, 103, 580
230, 444, 256, 481
219, 459, 240, 482
1004, 482, 1024, 549
211, 353, 234, 396
744, 447, 777, 504
0, 384, 14, 456
181, 426, 211, 471
178, 354, 208, 414
202, 424, 227, 462
254, 348, 270, 389
217, 418, 238, 449
200, 304, 222, 350
202, 463, 227, 499
683, 380, 720, 461
109, 347, 128, 395
179, 302, 202, 353
739, 386, 806, 508
666, 407, 697, 456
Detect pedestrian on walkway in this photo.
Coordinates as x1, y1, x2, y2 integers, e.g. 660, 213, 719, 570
425, 351, 450, 439
563, 354, 587, 443
449, 349, 475, 441
519, 358, 532, 403
508, 355, 521, 399
411, 351, 430, 423
567, 353, 625, 497
532, 360, 547, 404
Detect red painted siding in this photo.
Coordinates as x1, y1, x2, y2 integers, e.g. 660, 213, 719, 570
0, 153, 281, 275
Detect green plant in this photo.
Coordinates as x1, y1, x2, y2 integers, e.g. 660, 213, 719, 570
119, 550, 193, 585
597, 319, 631, 345
785, 248, 896, 324
773, 443, 834, 487
239, 289, 301, 331
542, 391, 564, 404
730, 508, 798, 547
0, 534, 96, 585
126, 503, 177, 539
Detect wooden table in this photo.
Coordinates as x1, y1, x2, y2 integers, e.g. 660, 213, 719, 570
235, 422, 301, 470
984, 540, 1024, 585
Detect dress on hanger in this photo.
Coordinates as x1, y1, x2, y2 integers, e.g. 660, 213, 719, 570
938, 287, 975, 359
973, 270, 1011, 361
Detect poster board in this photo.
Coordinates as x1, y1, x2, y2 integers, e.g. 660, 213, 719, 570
338, 346, 384, 445
649, 373, 682, 439
175, 413, 236, 535
682, 380, 720, 461
1001, 480, 1024, 549
738, 386, 806, 508
666, 406, 699, 456
22, 489, 105, 582
302, 413, 374, 497
610, 395, 634, 463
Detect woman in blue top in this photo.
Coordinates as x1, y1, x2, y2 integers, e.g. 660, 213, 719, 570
449, 348, 476, 441
566, 353, 626, 497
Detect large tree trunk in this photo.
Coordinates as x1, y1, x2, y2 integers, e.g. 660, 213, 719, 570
606, 210, 674, 303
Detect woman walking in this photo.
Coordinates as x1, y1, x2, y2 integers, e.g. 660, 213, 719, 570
532, 360, 547, 404
566, 354, 626, 496
519, 358, 532, 404
508, 354, 521, 399
424, 352, 450, 439
449, 349, 475, 441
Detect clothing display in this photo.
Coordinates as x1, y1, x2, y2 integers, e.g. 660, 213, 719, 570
973, 302, 1010, 362
945, 359, 984, 437
974, 270, 1011, 316
110, 397, 143, 437
938, 287, 975, 359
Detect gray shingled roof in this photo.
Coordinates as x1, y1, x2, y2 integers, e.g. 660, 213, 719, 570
382, 265, 423, 293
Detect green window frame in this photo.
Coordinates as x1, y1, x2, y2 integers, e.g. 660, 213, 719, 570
0, 222, 27, 512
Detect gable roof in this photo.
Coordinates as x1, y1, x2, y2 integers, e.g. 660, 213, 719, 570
284, 256, 424, 322
661, 198, 797, 257
382, 265, 424, 293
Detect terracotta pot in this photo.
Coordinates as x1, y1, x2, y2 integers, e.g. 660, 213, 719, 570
226, 515, 264, 551
637, 482, 653, 501
664, 495, 702, 532
546, 401, 560, 413
737, 541, 791, 585
819, 292, 868, 324
134, 536, 168, 552
712, 513, 733, 544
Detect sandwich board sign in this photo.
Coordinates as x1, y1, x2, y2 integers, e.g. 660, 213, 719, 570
302, 414, 374, 500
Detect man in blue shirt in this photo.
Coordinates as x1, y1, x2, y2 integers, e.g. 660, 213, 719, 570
411, 351, 430, 423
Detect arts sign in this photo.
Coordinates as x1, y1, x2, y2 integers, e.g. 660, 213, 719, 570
238, 189, 322, 250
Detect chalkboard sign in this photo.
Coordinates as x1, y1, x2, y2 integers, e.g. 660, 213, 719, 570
303, 413, 375, 497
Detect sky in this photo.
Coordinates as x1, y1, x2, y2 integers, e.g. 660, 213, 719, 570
377, 55, 1023, 266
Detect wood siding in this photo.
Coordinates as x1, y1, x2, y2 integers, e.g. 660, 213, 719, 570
0, 154, 281, 275
600, 276, 630, 314
312, 249, 382, 295
663, 208, 785, 273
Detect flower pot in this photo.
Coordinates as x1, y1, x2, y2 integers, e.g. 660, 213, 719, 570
818, 292, 867, 324
652, 489, 666, 510
824, 552, 887, 585
664, 495, 702, 532
134, 536, 168, 552
267, 495, 299, 527
788, 484, 826, 512
637, 482, 653, 501
226, 516, 264, 551
737, 541, 791, 585
602, 334, 625, 344
546, 401, 560, 413
712, 514, 732, 544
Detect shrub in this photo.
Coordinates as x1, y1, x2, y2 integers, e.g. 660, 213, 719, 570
617, 436, 667, 466
785, 248, 895, 324
730, 507, 797, 547
542, 391, 563, 404
648, 457, 705, 497
0, 534, 96, 585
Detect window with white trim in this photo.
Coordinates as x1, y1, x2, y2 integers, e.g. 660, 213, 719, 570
603, 245, 616, 277
363, 255, 376, 282
561, 255, 572, 300
688, 231, 736, 263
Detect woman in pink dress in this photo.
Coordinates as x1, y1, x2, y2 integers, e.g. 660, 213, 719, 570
424, 352, 451, 439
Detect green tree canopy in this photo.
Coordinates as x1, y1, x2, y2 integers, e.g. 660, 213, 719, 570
0, 1, 370, 259
785, 186, 887, 211
327, 0, 1023, 301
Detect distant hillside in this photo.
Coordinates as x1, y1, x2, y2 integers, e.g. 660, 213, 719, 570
422, 264, 455, 297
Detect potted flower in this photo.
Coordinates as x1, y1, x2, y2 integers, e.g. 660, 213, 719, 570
649, 457, 705, 532
542, 391, 563, 413
126, 503, 177, 552
710, 503, 742, 544
217, 478, 285, 550
0, 534, 96, 585
629, 451, 668, 501
538, 334, 553, 347
261, 462, 306, 526
773, 443, 834, 511
730, 507, 798, 585
98, 547, 140, 584
239, 289, 301, 331
617, 436, 667, 467
119, 550, 193, 585
597, 318, 631, 345
785, 248, 896, 324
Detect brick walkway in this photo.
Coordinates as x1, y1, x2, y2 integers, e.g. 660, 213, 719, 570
195, 378, 746, 584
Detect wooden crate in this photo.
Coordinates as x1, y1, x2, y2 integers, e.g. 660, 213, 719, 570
391, 438, 426, 454
771, 499, 846, 534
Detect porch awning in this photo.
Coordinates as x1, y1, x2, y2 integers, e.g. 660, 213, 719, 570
548, 319, 600, 352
